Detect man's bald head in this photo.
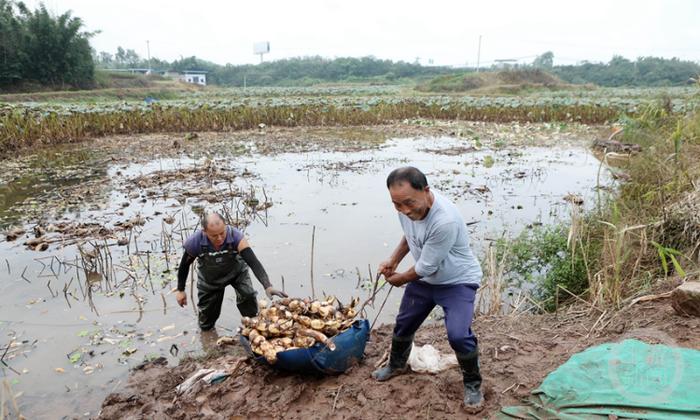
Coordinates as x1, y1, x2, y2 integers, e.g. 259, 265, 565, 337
201, 212, 228, 249
201, 211, 226, 230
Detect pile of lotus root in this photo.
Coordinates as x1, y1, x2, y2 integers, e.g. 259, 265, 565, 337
239, 296, 360, 364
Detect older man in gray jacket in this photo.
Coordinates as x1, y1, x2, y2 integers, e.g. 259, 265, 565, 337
372, 166, 484, 412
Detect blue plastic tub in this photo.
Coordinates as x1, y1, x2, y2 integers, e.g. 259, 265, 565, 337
240, 319, 370, 374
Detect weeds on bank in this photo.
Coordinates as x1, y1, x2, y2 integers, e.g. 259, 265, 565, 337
494, 102, 700, 312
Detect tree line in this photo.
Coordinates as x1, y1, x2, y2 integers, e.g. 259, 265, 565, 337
0, 0, 94, 89
552, 55, 700, 87
530, 51, 699, 87
94, 52, 453, 86
96, 48, 700, 88
1, 0, 697, 91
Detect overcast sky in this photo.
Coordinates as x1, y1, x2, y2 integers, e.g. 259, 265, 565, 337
27, 0, 700, 67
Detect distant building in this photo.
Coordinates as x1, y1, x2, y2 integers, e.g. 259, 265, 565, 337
181, 71, 207, 86
493, 59, 518, 69
102, 68, 208, 86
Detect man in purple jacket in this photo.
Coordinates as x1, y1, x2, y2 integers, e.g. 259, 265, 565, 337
175, 212, 286, 330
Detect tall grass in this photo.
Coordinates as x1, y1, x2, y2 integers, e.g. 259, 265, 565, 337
496, 104, 700, 311
587, 108, 700, 304
476, 245, 508, 315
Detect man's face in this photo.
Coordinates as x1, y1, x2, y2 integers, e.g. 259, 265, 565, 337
204, 218, 227, 248
389, 182, 431, 221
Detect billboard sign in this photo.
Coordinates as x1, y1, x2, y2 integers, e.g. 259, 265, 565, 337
254, 42, 270, 55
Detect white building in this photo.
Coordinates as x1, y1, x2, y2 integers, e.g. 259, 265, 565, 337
493, 59, 519, 69
181, 71, 207, 86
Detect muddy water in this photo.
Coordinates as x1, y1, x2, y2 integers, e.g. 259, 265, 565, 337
0, 133, 609, 418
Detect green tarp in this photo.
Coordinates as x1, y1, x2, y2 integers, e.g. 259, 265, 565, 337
500, 339, 700, 419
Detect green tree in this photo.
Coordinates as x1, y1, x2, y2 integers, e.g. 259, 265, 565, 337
554, 56, 700, 87
124, 48, 140, 67
97, 51, 113, 66
114, 46, 126, 66
19, 2, 95, 87
533, 51, 554, 69
202, 55, 450, 87
0, 0, 27, 85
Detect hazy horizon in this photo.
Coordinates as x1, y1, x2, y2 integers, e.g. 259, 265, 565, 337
23, 0, 700, 67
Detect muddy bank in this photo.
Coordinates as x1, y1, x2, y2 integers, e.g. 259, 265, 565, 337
98, 297, 700, 419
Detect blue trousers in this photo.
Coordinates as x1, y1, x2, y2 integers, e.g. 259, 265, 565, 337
394, 280, 478, 354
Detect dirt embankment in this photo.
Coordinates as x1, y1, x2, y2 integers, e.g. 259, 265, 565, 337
98, 297, 700, 420
416, 69, 582, 94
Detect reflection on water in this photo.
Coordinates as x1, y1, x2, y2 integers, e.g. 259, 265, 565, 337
0, 147, 110, 227
0, 134, 610, 418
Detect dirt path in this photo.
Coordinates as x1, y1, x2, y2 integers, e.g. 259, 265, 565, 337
97, 297, 700, 419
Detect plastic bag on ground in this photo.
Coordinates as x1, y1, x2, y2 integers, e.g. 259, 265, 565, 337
201, 369, 230, 384
175, 368, 216, 394
408, 344, 458, 373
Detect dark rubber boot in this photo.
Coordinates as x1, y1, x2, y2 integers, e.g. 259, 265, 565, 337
371, 335, 413, 381
456, 350, 484, 413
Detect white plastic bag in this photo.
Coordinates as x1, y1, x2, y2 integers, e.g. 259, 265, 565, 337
408, 344, 458, 373
175, 368, 215, 394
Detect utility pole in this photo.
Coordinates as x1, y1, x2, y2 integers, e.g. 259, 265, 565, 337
476, 35, 482, 73
146, 40, 151, 74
